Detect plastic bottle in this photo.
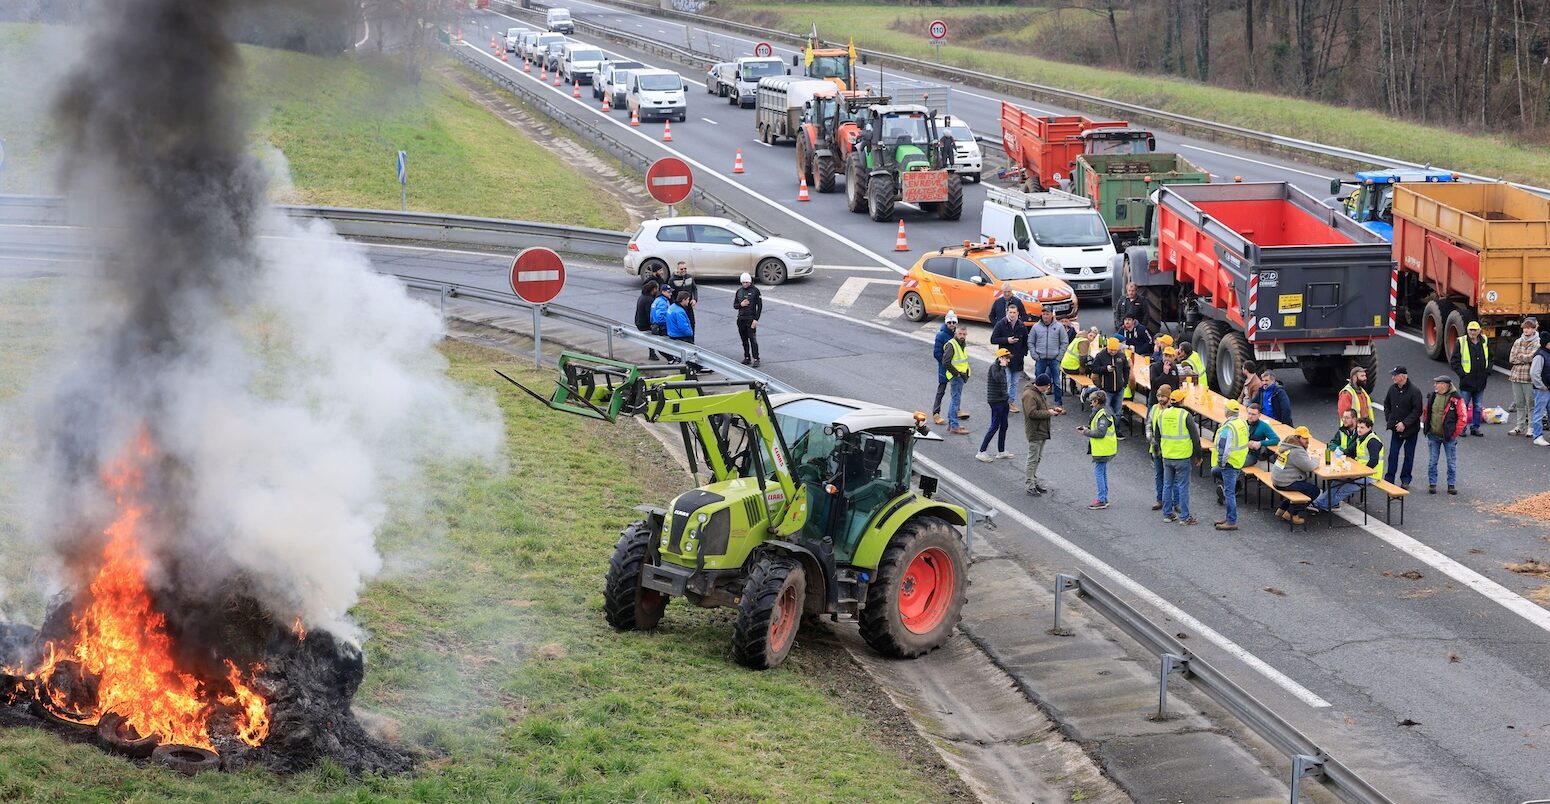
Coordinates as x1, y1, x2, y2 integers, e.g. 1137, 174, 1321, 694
1330, 446, 1343, 467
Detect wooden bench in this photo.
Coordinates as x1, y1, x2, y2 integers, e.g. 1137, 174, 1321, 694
1370, 479, 1410, 526
1240, 465, 1312, 531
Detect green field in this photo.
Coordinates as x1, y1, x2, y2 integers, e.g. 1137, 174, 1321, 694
0, 24, 630, 228
719, 2, 1550, 187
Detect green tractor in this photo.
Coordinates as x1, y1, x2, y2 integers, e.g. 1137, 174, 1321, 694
845, 104, 964, 223
502, 353, 970, 669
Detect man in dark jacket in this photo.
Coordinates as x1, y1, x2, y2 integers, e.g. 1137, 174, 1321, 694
733, 272, 762, 367
1148, 347, 1182, 405
1382, 365, 1423, 487
1089, 337, 1130, 437
1116, 313, 1153, 356
669, 261, 699, 330
1021, 374, 1063, 496
1257, 371, 1294, 424
931, 312, 960, 425
1449, 320, 1491, 436
990, 302, 1033, 412
1425, 375, 1468, 494
989, 285, 1029, 326
1114, 281, 1146, 330
635, 280, 662, 361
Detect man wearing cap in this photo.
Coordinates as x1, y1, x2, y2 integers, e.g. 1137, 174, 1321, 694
1509, 317, 1540, 436
942, 324, 973, 435
1079, 389, 1118, 509
931, 312, 961, 425
1337, 366, 1373, 424
1312, 416, 1383, 513
978, 348, 1014, 462
1090, 336, 1131, 438
1450, 320, 1491, 436
1382, 366, 1423, 487
1029, 307, 1070, 405
1425, 375, 1468, 494
1117, 313, 1153, 357
650, 282, 677, 362
733, 272, 763, 367
1148, 347, 1182, 405
991, 301, 1035, 412
1021, 373, 1064, 495
1145, 384, 1174, 510
990, 284, 1028, 326
1211, 400, 1251, 530
1151, 387, 1199, 524
1271, 427, 1320, 525
1151, 333, 1175, 363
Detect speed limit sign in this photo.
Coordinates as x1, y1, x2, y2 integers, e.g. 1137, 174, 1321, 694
928, 19, 947, 40
753, 41, 773, 57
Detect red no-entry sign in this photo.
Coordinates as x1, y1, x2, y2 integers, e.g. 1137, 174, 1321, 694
509, 247, 566, 304
646, 157, 694, 206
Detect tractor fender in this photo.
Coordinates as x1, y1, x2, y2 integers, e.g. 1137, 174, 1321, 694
850, 497, 967, 571
760, 539, 834, 613
813, 147, 835, 159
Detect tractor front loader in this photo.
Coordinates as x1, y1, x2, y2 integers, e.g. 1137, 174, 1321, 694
502, 352, 971, 670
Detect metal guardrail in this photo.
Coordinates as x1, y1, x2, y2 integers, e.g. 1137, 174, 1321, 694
1051, 572, 1393, 804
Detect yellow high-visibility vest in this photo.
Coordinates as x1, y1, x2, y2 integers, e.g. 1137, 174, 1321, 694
1184, 351, 1205, 379
944, 339, 970, 381
1155, 407, 1192, 460
1354, 431, 1383, 479
1060, 337, 1084, 371
1457, 335, 1489, 375
1212, 417, 1251, 469
1089, 409, 1117, 457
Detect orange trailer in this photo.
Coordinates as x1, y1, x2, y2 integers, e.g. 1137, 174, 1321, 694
998, 101, 1129, 191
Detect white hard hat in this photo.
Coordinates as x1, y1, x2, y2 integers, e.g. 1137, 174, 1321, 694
740, 272, 752, 283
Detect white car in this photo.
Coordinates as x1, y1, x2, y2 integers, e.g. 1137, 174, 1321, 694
625, 217, 814, 285
560, 43, 606, 84
627, 69, 686, 123
504, 27, 530, 52
940, 115, 983, 183
527, 32, 565, 63
596, 59, 645, 104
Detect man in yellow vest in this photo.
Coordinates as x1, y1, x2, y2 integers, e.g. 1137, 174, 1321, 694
942, 324, 972, 435
1152, 388, 1200, 525
1450, 320, 1490, 436
1337, 366, 1372, 425
1211, 400, 1251, 531
1145, 384, 1174, 511
1078, 389, 1118, 509
1311, 416, 1384, 512
1178, 342, 1206, 384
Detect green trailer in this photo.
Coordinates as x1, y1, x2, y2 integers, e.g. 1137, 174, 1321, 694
1071, 152, 1210, 249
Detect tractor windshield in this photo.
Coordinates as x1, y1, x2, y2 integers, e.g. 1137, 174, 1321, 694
879, 114, 927, 145
774, 398, 853, 474
810, 55, 849, 79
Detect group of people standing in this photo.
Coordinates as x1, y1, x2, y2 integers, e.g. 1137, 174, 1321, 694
633, 261, 764, 367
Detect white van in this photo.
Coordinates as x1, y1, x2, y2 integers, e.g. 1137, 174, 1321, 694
528, 32, 565, 63
559, 43, 606, 85
980, 186, 1117, 302
504, 27, 530, 52
628, 69, 687, 122
546, 7, 575, 34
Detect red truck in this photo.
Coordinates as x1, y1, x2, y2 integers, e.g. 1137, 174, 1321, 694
1116, 182, 1396, 396
999, 101, 1154, 192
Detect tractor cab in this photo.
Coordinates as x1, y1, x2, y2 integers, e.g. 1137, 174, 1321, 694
1080, 126, 1156, 155
1327, 168, 1456, 241
857, 104, 947, 171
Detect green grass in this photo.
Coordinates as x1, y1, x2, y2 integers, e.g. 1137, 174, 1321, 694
720, 2, 1550, 187
0, 321, 953, 801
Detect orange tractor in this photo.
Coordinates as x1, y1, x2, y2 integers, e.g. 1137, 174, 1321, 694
796, 89, 889, 194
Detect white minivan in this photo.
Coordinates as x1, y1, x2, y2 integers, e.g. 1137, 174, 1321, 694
980, 186, 1117, 302
628, 69, 687, 123
546, 7, 575, 34
559, 43, 606, 85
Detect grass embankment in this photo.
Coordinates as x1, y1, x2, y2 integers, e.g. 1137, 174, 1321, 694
0, 23, 629, 228
0, 316, 952, 801
716, 2, 1550, 187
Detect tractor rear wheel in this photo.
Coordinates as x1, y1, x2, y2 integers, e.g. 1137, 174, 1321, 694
1215, 331, 1253, 398
1422, 299, 1451, 360
1347, 351, 1379, 393
1192, 320, 1224, 392
938, 173, 964, 220
603, 521, 669, 631
868, 174, 896, 222
815, 155, 836, 193
860, 516, 967, 659
731, 556, 805, 669
846, 156, 869, 213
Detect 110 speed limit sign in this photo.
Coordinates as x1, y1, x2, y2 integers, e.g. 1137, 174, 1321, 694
928, 19, 948, 40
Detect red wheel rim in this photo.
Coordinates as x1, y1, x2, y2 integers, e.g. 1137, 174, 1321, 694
899, 547, 956, 634
1424, 316, 1438, 351
769, 581, 799, 651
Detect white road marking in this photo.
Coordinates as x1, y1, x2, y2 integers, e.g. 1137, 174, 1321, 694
1393, 328, 1511, 377
876, 303, 904, 321
818, 264, 902, 274
754, 140, 772, 147
1174, 144, 1328, 180
701, 117, 718, 125
830, 276, 899, 308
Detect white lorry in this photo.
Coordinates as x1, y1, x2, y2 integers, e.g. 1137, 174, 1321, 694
712, 56, 787, 108
753, 76, 833, 145
980, 186, 1118, 303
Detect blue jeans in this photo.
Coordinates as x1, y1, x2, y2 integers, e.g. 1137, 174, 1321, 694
1162, 458, 1191, 519
1213, 465, 1241, 524
1152, 454, 1165, 505
1427, 436, 1458, 487
1093, 458, 1110, 503
947, 377, 965, 424
1314, 477, 1371, 511
980, 403, 1009, 452
1007, 367, 1024, 405
1533, 389, 1550, 439
1459, 388, 1485, 432
1105, 388, 1125, 433
1385, 431, 1418, 485
1035, 358, 1061, 404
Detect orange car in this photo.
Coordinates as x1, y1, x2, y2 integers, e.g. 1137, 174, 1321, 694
897, 240, 1077, 323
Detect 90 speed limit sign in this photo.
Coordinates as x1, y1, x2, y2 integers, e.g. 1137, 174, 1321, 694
928, 19, 948, 40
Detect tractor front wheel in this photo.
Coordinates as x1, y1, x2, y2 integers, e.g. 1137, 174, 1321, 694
868, 173, 896, 222
938, 173, 964, 220
815, 155, 836, 193
603, 521, 669, 631
846, 157, 869, 213
731, 556, 805, 669
860, 516, 967, 659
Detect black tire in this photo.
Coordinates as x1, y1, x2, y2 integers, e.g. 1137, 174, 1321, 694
756, 257, 787, 286
815, 155, 836, 193
860, 516, 967, 658
603, 521, 669, 631
1300, 361, 1341, 388
901, 291, 927, 322
639, 258, 668, 280
152, 745, 220, 775
1422, 299, 1451, 360
868, 173, 896, 222
1117, 248, 1164, 332
1347, 351, 1379, 393
846, 156, 869, 213
98, 711, 159, 759
731, 556, 805, 669
939, 173, 964, 220
1443, 308, 1472, 364
728, 89, 737, 105
1215, 330, 1253, 398
1192, 320, 1224, 392
967, 171, 982, 184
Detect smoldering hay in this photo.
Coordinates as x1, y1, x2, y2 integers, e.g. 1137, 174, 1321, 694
4, 0, 501, 641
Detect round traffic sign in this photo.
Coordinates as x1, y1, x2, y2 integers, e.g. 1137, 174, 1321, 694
753, 41, 773, 58
928, 19, 947, 40
646, 157, 694, 206
509, 247, 566, 304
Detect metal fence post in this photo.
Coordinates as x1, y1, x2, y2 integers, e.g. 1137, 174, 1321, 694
1050, 573, 1079, 636
532, 306, 542, 367
1289, 754, 1323, 803
606, 325, 615, 359
1156, 653, 1189, 719
438, 284, 448, 322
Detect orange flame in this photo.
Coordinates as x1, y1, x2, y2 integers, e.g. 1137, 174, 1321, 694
13, 436, 270, 750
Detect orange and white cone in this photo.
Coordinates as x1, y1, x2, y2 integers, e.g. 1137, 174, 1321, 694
524, 58, 531, 73
733, 149, 745, 174
797, 175, 810, 201
601, 94, 611, 112
501, 48, 508, 62
630, 108, 640, 127
552, 71, 561, 87
491, 36, 497, 51
572, 80, 580, 98
540, 64, 547, 81
893, 219, 909, 251
662, 120, 673, 142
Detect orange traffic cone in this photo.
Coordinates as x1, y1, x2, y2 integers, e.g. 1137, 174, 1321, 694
540, 64, 547, 81
553, 71, 561, 87
662, 120, 673, 142
524, 58, 531, 73
630, 108, 640, 127
490, 36, 496, 51
797, 175, 810, 201
501, 48, 508, 62
601, 94, 611, 112
893, 219, 909, 251
732, 149, 745, 174
572, 80, 580, 98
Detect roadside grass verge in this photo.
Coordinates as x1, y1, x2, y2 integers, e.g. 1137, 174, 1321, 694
717, 2, 1550, 187
0, 329, 954, 802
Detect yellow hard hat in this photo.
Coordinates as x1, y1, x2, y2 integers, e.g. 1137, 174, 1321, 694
1163, 346, 1178, 357
1158, 334, 1174, 346
995, 347, 1011, 358
1169, 389, 1187, 403
1106, 337, 1121, 350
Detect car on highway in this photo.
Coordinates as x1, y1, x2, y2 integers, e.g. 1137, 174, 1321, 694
896, 240, 1077, 323
596, 59, 646, 104
559, 43, 606, 85
504, 27, 531, 52
627, 69, 687, 123
526, 32, 565, 63
713, 56, 786, 108
542, 38, 571, 72
626, 217, 814, 285
980, 186, 1118, 303
546, 7, 575, 34
940, 115, 983, 184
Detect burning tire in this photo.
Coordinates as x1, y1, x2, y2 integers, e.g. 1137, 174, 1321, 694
860, 516, 966, 659
97, 711, 160, 759
152, 744, 220, 775
603, 521, 669, 631
730, 555, 804, 669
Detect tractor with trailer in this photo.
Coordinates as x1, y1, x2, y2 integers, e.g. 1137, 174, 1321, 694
1389, 181, 1550, 365
795, 87, 889, 193
846, 104, 964, 222
754, 76, 834, 146
1069, 152, 1210, 250
1000, 101, 1155, 192
501, 353, 970, 670
1114, 182, 1396, 397
1327, 168, 1456, 241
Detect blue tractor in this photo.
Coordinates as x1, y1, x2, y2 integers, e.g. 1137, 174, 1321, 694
1326, 168, 1456, 241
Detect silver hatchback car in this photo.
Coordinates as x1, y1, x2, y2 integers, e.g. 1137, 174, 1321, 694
625, 217, 814, 285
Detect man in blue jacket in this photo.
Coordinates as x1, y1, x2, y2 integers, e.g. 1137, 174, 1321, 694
1258, 371, 1294, 425
650, 283, 675, 362
932, 312, 961, 425
666, 290, 699, 371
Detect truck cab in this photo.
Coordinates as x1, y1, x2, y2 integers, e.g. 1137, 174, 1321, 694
718, 56, 786, 107
797, 45, 854, 91
980, 186, 1117, 302
1328, 168, 1456, 241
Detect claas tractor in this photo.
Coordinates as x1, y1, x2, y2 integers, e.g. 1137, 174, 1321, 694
502, 353, 970, 670
796, 90, 888, 194
846, 104, 964, 222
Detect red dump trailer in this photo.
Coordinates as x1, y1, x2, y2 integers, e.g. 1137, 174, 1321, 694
999, 101, 1147, 192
